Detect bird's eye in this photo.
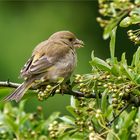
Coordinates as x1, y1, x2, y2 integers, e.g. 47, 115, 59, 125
69, 38, 73, 42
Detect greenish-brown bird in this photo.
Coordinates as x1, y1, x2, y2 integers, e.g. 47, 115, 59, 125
3, 31, 84, 102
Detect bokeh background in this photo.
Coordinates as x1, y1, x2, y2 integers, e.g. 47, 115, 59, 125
0, 1, 136, 116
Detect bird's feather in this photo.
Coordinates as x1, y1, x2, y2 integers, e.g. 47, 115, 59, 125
3, 80, 33, 102
21, 41, 70, 78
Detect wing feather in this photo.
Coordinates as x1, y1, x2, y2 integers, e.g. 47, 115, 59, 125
20, 40, 70, 79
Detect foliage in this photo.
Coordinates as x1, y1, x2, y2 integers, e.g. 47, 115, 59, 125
97, 0, 140, 44
1, 0, 140, 140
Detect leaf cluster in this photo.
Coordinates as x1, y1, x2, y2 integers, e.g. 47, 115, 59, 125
97, 0, 140, 45
1, 0, 140, 140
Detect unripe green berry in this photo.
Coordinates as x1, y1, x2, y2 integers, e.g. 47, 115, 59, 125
115, 125, 119, 129
31, 131, 36, 136
112, 98, 118, 103
112, 104, 118, 108
127, 30, 132, 34
113, 89, 117, 92
89, 126, 94, 131
117, 76, 122, 80
96, 109, 101, 114
47, 85, 52, 89
53, 121, 58, 125
103, 84, 108, 88
119, 92, 124, 97
131, 133, 136, 138
125, 88, 129, 92
106, 75, 110, 79
98, 82, 102, 86
112, 93, 116, 98
79, 83, 84, 87
95, 113, 100, 118
135, 118, 139, 123
55, 89, 60, 93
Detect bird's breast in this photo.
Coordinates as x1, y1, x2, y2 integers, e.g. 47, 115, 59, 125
47, 49, 77, 82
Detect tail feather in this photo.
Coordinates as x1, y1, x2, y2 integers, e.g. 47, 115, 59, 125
3, 81, 32, 102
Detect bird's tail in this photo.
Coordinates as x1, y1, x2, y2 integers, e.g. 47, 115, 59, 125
3, 80, 33, 102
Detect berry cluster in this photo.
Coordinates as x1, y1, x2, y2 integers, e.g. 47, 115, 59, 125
127, 29, 140, 44
48, 121, 59, 139
37, 84, 61, 101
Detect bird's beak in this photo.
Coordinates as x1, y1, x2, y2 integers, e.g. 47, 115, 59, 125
74, 39, 84, 48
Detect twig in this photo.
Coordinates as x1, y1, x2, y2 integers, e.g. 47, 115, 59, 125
0, 81, 96, 98
99, 103, 130, 134
0, 81, 21, 88
0, 81, 139, 103
106, 103, 130, 127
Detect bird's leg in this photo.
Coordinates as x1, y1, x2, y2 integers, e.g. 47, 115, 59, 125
60, 85, 66, 95
61, 79, 72, 95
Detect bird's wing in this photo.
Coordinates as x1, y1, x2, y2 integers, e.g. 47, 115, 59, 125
20, 41, 70, 78
20, 53, 53, 78
28, 55, 53, 74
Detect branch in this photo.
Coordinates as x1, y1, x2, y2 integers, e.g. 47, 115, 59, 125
0, 81, 139, 105
0, 81, 21, 88
0, 81, 96, 98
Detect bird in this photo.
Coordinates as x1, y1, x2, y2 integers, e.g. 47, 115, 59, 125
3, 31, 84, 102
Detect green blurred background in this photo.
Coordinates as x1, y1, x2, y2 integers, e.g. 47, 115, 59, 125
0, 1, 137, 116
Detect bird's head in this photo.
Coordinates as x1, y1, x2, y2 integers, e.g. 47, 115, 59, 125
49, 31, 84, 49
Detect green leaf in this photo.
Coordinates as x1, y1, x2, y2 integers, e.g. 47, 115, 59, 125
120, 53, 134, 81
132, 89, 140, 95
104, 19, 117, 39
120, 8, 140, 27
5, 115, 18, 132
130, 7, 140, 15
70, 133, 85, 140
122, 66, 134, 81
3, 102, 13, 114
120, 16, 131, 27
131, 15, 140, 25
135, 0, 140, 4
66, 106, 79, 118
60, 132, 84, 140
90, 57, 111, 72
118, 109, 137, 139
131, 47, 140, 72
96, 91, 100, 108
106, 132, 114, 140
110, 27, 117, 63
111, 64, 120, 76
18, 100, 26, 114
70, 96, 79, 108
135, 75, 140, 84
59, 116, 75, 125
39, 136, 49, 140
59, 129, 80, 140
91, 50, 94, 60
122, 64, 134, 81
18, 114, 30, 126
101, 89, 108, 113
92, 116, 100, 131
104, 11, 128, 39
134, 47, 140, 66
121, 53, 127, 65
105, 105, 113, 121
